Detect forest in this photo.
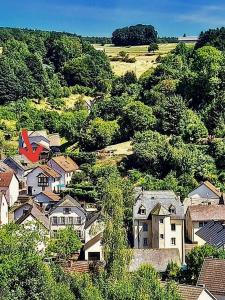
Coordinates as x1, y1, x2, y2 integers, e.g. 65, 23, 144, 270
0, 25, 225, 299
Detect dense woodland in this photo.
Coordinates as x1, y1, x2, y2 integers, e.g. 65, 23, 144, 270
1, 26, 225, 299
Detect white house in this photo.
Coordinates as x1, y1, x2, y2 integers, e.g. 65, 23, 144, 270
49, 195, 86, 239
133, 188, 185, 263
26, 165, 61, 196
84, 212, 104, 261
0, 193, 8, 226
47, 155, 79, 189
16, 203, 50, 252
187, 181, 222, 205
0, 171, 19, 207
34, 190, 61, 211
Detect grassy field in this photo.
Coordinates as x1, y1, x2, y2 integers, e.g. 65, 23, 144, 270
93, 43, 177, 77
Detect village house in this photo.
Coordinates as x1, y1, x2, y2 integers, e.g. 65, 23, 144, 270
19, 130, 61, 161
195, 220, 225, 249
133, 188, 185, 262
129, 248, 181, 273
0, 161, 13, 172
47, 155, 79, 189
10, 200, 33, 221
185, 204, 225, 245
0, 193, 8, 226
26, 165, 61, 196
186, 181, 223, 206
0, 171, 19, 207
34, 190, 61, 211
197, 258, 225, 300
15, 203, 50, 251
83, 212, 104, 261
48, 195, 86, 239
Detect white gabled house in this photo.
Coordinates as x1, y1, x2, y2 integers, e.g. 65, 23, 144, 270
26, 165, 61, 196
48, 195, 86, 239
47, 155, 79, 189
83, 212, 104, 261
0, 193, 8, 226
0, 171, 19, 207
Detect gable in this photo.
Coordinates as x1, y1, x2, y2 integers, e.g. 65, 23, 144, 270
188, 184, 220, 199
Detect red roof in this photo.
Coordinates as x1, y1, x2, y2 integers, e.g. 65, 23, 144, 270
0, 172, 14, 187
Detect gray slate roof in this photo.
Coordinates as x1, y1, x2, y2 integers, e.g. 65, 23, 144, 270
129, 248, 181, 272
133, 188, 184, 220
196, 220, 225, 248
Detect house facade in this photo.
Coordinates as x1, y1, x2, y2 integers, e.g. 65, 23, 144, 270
133, 189, 185, 262
84, 212, 104, 261
0, 193, 8, 226
34, 191, 61, 211
26, 165, 61, 196
47, 155, 79, 189
0, 171, 19, 207
49, 195, 86, 240
185, 204, 225, 245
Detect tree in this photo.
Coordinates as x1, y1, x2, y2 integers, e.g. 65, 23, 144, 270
46, 227, 82, 259
185, 244, 225, 284
121, 101, 156, 137
148, 43, 159, 53
112, 24, 158, 46
196, 27, 225, 51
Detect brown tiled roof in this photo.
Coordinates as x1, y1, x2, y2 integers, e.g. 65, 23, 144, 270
83, 233, 102, 251
48, 133, 61, 147
51, 156, 79, 172
38, 165, 60, 178
197, 258, 225, 296
129, 249, 181, 273
203, 181, 221, 197
188, 205, 225, 221
0, 172, 14, 187
41, 191, 60, 202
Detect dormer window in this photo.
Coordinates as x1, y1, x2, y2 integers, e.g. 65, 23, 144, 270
139, 205, 146, 215
169, 205, 176, 214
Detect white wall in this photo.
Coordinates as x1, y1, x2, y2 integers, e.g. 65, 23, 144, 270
27, 167, 61, 195
47, 159, 74, 188
0, 194, 8, 225
84, 240, 103, 261
14, 203, 32, 220
1, 174, 19, 207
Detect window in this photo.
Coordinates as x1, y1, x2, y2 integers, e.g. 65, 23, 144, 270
60, 217, 65, 225
171, 238, 176, 245
63, 208, 71, 214
38, 176, 49, 187
199, 222, 204, 228
160, 219, 164, 224
169, 205, 176, 214
143, 238, 148, 246
52, 216, 57, 225
171, 224, 176, 231
76, 230, 82, 238
160, 234, 164, 239
143, 223, 148, 232
68, 217, 73, 225
76, 216, 81, 224
139, 205, 146, 215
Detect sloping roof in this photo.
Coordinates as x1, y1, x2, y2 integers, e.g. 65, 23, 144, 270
50, 156, 79, 172
151, 203, 170, 216
197, 258, 225, 296
134, 188, 184, 220
0, 161, 13, 172
4, 155, 36, 171
31, 140, 50, 151
188, 205, 225, 222
48, 133, 61, 147
38, 191, 61, 202
85, 212, 102, 229
83, 233, 102, 250
196, 221, 225, 248
0, 172, 14, 187
49, 194, 85, 215
203, 181, 221, 198
28, 130, 48, 139
16, 203, 49, 230
129, 249, 181, 273
173, 284, 216, 300
38, 165, 60, 178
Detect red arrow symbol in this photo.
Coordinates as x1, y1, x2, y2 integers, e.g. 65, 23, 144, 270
19, 129, 44, 163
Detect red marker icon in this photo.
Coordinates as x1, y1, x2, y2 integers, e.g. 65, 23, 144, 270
19, 129, 44, 163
